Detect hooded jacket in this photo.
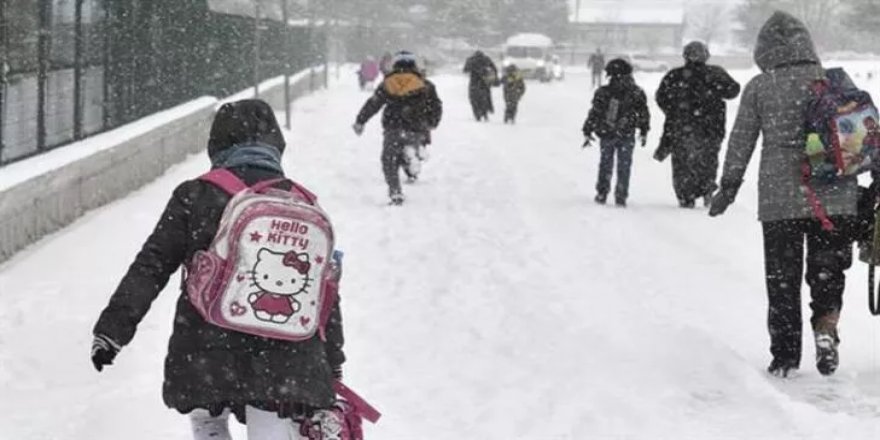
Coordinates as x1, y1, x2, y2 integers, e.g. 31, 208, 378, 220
93, 100, 345, 420
656, 43, 740, 143
583, 74, 650, 140
719, 11, 858, 222
356, 67, 443, 133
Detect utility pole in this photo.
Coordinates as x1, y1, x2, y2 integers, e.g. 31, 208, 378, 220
73, 0, 84, 140
254, 2, 261, 97
0, 0, 7, 161
37, 0, 51, 150
281, 0, 291, 129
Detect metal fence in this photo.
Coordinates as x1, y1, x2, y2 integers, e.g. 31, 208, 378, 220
0, 0, 324, 166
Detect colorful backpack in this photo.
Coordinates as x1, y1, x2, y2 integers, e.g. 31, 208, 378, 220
802, 68, 880, 230
185, 169, 339, 342
299, 381, 382, 440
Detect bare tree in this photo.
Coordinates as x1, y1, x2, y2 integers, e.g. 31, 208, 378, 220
687, 4, 728, 46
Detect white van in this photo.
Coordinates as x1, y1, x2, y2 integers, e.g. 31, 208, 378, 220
502, 33, 554, 81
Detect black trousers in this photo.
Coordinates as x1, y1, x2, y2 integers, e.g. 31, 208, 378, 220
671, 135, 722, 203
382, 130, 424, 196
762, 217, 854, 366
504, 98, 520, 122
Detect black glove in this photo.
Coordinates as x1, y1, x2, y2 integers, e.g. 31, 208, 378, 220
582, 134, 596, 148
709, 179, 743, 217
91, 334, 121, 372
639, 132, 648, 148
332, 365, 344, 380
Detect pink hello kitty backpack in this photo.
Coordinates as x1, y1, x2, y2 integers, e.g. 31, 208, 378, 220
185, 169, 338, 341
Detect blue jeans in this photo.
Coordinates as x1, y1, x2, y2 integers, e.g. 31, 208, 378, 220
596, 137, 635, 201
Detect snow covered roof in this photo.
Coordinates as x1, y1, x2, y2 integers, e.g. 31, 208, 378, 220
505, 33, 554, 47
569, 1, 685, 25
207, 0, 308, 22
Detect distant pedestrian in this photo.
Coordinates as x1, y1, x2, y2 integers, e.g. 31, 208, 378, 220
656, 41, 740, 208
582, 59, 650, 207
463, 50, 499, 122
501, 64, 526, 124
587, 48, 606, 89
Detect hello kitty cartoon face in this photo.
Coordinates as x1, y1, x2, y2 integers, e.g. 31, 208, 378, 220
250, 249, 312, 296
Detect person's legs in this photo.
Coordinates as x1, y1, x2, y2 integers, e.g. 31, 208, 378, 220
595, 138, 615, 202
382, 131, 405, 199
762, 219, 808, 374
614, 138, 635, 204
245, 406, 300, 440
805, 217, 853, 374
190, 409, 232, 440
671, 149, 692, 207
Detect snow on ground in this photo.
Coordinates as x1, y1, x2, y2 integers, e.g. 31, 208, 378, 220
3, 66, 880, 439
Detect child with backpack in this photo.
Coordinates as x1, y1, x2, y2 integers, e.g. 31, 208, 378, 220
501, 64, 526, 124
581, 59, 650, 207
91, 100, 377, 439
353, 51, 443, 205
709, 11, 877, 378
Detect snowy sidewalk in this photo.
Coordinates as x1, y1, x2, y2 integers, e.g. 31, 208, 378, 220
2, 70, 880, 439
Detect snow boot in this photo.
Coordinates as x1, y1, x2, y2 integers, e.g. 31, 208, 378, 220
615, 197, 627, 208
767, 358, 799, 378
814, 312, 840, 376
389, 192, 405, 206
403, 145, 421, 181
595, 194, 607, 205
679, 199, 695, 209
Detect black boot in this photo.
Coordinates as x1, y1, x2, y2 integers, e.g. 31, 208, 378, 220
767, 358, 799, 378
595, 194, 607, 205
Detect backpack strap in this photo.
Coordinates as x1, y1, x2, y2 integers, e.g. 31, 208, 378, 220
801, 162, 836, 231
201, 170, 319, 205
250, 178, 319, 205
333, 380, 382, 423
200, 169, 249, 195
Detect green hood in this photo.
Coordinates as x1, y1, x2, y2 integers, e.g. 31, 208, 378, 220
753, 11, 819, 72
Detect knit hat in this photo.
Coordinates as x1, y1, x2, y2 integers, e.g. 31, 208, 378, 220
208, 99, 286, 160
684, 41, 710, 63
605, 58, 633, 76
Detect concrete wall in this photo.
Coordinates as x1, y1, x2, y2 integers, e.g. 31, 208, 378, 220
0, 68, 322, 263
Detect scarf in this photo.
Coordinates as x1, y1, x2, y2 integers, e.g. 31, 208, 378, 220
210, 143, 284, 174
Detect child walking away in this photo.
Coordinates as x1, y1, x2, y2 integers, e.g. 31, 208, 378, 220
501, 64, 526, 124
353, 51, 443, 206
90, 100, 379, 439
581, 59, 650, 207
709, 11, 867, 378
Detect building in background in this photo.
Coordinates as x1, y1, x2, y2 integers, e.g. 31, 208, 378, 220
568, 0, 685, 55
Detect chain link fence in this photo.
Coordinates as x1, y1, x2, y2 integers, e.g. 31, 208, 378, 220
0, 0, 325, 166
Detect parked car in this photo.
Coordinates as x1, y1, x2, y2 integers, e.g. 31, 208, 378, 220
626, 54, 669, 72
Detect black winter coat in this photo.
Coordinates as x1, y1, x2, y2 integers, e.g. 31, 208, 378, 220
356, 68, 443, 133
655, 62, 740, 158
502, 71, 526, 103
93, 165, 345, 420
583, 76, 650, 140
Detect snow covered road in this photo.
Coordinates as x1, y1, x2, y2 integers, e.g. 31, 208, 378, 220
3, 68, 880, 439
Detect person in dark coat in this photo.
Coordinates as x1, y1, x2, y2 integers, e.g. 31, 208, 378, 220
353, 51, 443, 205
91, 99, 346, 438
656, 41, 741, 208
463, 50, 499, 121
587, 48, 606, 89
709, 12, 859, 378
501, 64, 526, 124
655, 41, 740, 208
582, 59, 650, 207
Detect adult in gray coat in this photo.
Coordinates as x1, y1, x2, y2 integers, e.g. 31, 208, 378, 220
709, 11, 857, 378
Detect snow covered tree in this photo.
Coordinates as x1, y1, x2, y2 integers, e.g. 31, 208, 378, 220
687, 4, 729, 46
